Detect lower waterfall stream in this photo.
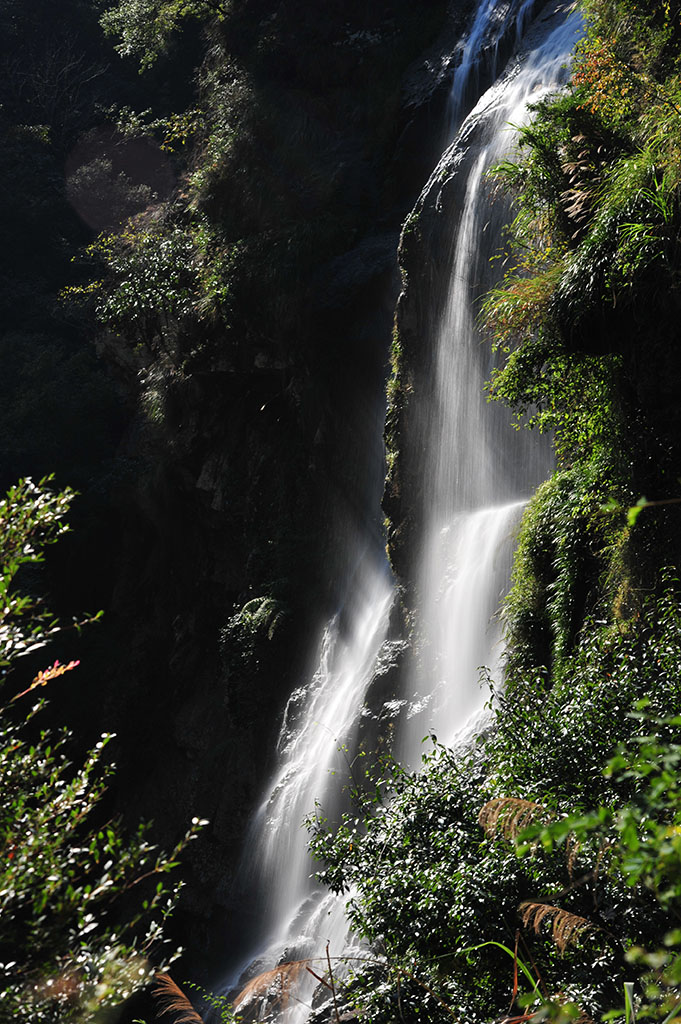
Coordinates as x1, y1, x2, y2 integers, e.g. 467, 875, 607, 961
226, 2, 582, 1019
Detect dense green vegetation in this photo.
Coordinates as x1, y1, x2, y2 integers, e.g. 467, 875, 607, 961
310, 595, 681, 1022
83, 0, 454, 639
485, 0, 681, 670
310, 2, 681, 1021
0, 478, 201, 1022
93, 0, 452, 377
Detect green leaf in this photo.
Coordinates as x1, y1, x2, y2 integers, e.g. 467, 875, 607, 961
627, 497, 648, 527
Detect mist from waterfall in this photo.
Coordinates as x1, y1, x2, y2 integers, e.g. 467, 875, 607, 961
224, 2, 581, 1019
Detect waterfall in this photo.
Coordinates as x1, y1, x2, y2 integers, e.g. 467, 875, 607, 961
224, 2, 581, 1019
401, 3, 582, 762
223, 560, 393, 1024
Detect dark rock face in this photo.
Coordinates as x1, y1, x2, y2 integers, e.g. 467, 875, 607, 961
41, 0, 489, 977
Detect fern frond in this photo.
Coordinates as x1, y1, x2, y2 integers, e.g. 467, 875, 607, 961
519, 901, 592, 953
566, 833, 581, 880
152, 973, 205, 1024
478, 798, 549, 840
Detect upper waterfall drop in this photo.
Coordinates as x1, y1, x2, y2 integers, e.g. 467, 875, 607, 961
446, 0, 547, 135
398, 3, 582, 764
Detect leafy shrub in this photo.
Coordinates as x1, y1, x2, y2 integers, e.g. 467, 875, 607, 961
308, 580, 681, 1023
100, 0, 228, 71
0, 477, 203, 1021
482, 0, 681, 480
503, 460, 633, 676
90, 222, 197, 348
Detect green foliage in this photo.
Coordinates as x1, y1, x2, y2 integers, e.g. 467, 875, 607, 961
228, 596, 288, 642
0, 477, 204, 1021
503, 460, 634, 675
308, 590, 681, 1021
519, 704, 681, 1021
101, 0, 228, 71
186, 980, 243, 1022
98, 0, 453, 378
219, 595, 289, 683
482, 0, 681, 482
308, 746, 504, 1022
79, 216, 237, 353
88, 223, 197, 347
492, 579, 681, 804
0, 478, 76, 667
522, 705, 681, 902
578, 0, 681, 86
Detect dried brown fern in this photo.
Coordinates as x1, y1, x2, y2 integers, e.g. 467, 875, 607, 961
233, 959, 311, 1013
519, 901, 593, 953
566, 833, 581, 881
152, 974, 205, 1024
478, 798, 549, 841
559, 134, 607, 237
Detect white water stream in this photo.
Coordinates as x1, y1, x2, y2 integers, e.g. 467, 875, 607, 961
447, 0, 539, 130
401, 3, 581, 763
225, 2, 581, 1020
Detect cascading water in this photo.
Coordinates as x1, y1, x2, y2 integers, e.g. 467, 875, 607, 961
447, 0, 537, 130
401, 1, 581, 763
226, 2, 581, 1019
228, 562, 394, 1023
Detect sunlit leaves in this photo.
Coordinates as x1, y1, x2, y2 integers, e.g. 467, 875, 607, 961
92, 224, 196, 342
573, 36, 641, 125
101, 0, 230, 71
83, 218, 237, 353
0, 478, 206, 1020
308, 582, 681, 1022
0, 476, 75, 669
483, 0, 681, 481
